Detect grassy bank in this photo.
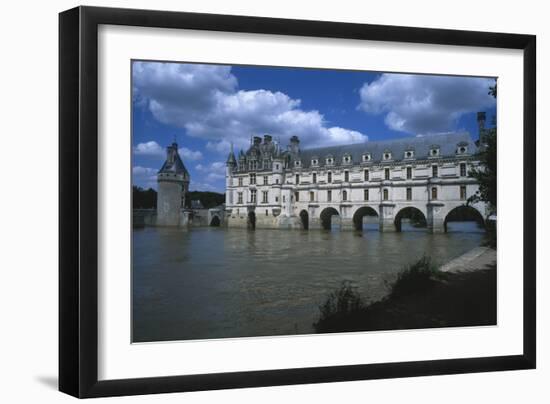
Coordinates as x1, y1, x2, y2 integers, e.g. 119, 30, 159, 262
314, 256, 496, 333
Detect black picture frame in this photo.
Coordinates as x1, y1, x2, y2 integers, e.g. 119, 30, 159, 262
59, 6, 536, 398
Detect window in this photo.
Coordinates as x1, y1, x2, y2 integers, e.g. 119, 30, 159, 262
262, 191, 268, 203
310, 191, 314, 202
251, 189, 257, 203
405, 151, 414, 159
460, 185, 467, 200
328, 172, 332, 183
432, 165, 438, 178
431, 187, 438, 200
406, 188, 412, 201
327, 190, 332, 202
343, 190, 347, 201
343, 155, 351, 164
406, 167, 412, 180
364, 169, 369, 181
275, 164, 279, 170
238, 177, 243, 187
460, 163, 467, 177
312, 159, 318, 166
364, 189, 369, 201
275, 178, 279, 184
295, 192, 299, 202
431, 148, 439, 157
385, 168, 390, 180
363, 154, 371, 162
275, 196, 279, 202
383, 152, 391, 160
344, 171, 349, 182
294, 160, 301, 167
283, 195, 286, 203
250, 173, 256, 184
263, 176, 268, 185
383, 189, 389, 201
237, 192, 243, 204
266, 209, 269, 216
327, 157, 334, 165
295, 174, 300, 184
312, 173, 317, 183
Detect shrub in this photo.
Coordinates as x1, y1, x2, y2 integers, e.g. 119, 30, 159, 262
386, 256, 444, 299
314, 281, 365, 330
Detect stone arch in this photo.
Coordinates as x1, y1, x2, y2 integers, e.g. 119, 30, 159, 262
444, 205, 485, 232
394, 206, 427, 232
352, 206, 379, 231
209, 215, 221, 227
299, 210, 309, 230
247, 211, 256, 230
320, 207, 339, 230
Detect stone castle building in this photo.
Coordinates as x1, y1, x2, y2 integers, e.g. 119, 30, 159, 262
225, 114, 490, 232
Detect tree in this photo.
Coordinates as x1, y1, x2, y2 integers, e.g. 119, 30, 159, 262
468, 81, 497, 214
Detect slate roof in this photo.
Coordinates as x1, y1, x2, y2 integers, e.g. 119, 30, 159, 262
158, 145, 189, 176
293, 132, 477, 168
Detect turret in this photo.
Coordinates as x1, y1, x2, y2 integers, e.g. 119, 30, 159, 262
157, 142, 190, 226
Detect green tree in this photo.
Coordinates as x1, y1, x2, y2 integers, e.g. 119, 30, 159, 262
468, 82, 497, 214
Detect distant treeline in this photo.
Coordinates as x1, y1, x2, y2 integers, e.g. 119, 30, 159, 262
132, 186, 225, 209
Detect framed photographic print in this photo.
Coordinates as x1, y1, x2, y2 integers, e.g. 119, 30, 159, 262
59, 6, 536, 398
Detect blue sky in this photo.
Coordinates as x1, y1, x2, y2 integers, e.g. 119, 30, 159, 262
132, 61, 496, 193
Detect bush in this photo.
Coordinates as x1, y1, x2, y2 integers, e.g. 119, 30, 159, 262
314, 281, 365, 331
386, 256, 444, 299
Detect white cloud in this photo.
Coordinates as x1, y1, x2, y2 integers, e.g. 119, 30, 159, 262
358, 74, 496, 134
133, 62, 368, 153
178, 147, 203, 161
133, 141, 202, 161
195, 161, 226, 181
132, 166, 157, 189
133, 141, 164, 157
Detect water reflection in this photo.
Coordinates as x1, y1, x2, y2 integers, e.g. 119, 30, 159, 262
132, 223, 484, 342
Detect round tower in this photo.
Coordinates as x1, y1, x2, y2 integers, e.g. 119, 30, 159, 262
156, 142, 190, 226
226, 143, 237, 206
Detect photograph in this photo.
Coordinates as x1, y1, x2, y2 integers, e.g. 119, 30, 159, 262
131, 60, 498, 343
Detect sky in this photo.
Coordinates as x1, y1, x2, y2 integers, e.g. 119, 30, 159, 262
132, 61, 496, 193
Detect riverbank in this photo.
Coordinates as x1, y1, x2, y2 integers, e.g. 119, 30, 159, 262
314, 247, 497, 333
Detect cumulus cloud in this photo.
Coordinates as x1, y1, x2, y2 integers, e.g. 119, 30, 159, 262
133, 140, 202, 161
132, 166, 157, 189
133, 61, 367, 152
358, 74, 496, 134
195, 161, 226, 181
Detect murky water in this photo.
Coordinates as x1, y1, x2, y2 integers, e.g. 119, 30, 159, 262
132, 222, 484, 342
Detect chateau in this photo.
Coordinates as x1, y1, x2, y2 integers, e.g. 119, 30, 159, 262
224, 114, 490, 232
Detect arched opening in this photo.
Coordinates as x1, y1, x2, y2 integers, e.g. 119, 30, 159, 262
320, 207, 340, 231
394, 207, 427, 232
352, 206, 379, 232
444, 205, 485, 233
247, 211, 256, 230
299, 210, 309, 230
209, 215, 221, 227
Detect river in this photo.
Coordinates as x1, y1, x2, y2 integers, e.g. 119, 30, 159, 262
132, 222, 484, 342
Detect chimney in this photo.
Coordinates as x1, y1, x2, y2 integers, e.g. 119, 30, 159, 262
477, 111, 486, 132
263, 134, 272, 144
288, 135, 300, 155
253, 136, 262, 145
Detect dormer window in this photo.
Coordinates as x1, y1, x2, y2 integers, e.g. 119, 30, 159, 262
294, 160, 301, 167
456, 143, 468, 155
362, 153, 371, 162
343, 154, 352, 164
383, 151, 392, 161
404, 150, 414, 159
430, 146, 440, 157
311, 158, 319, 166
326, 156, 334, 166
